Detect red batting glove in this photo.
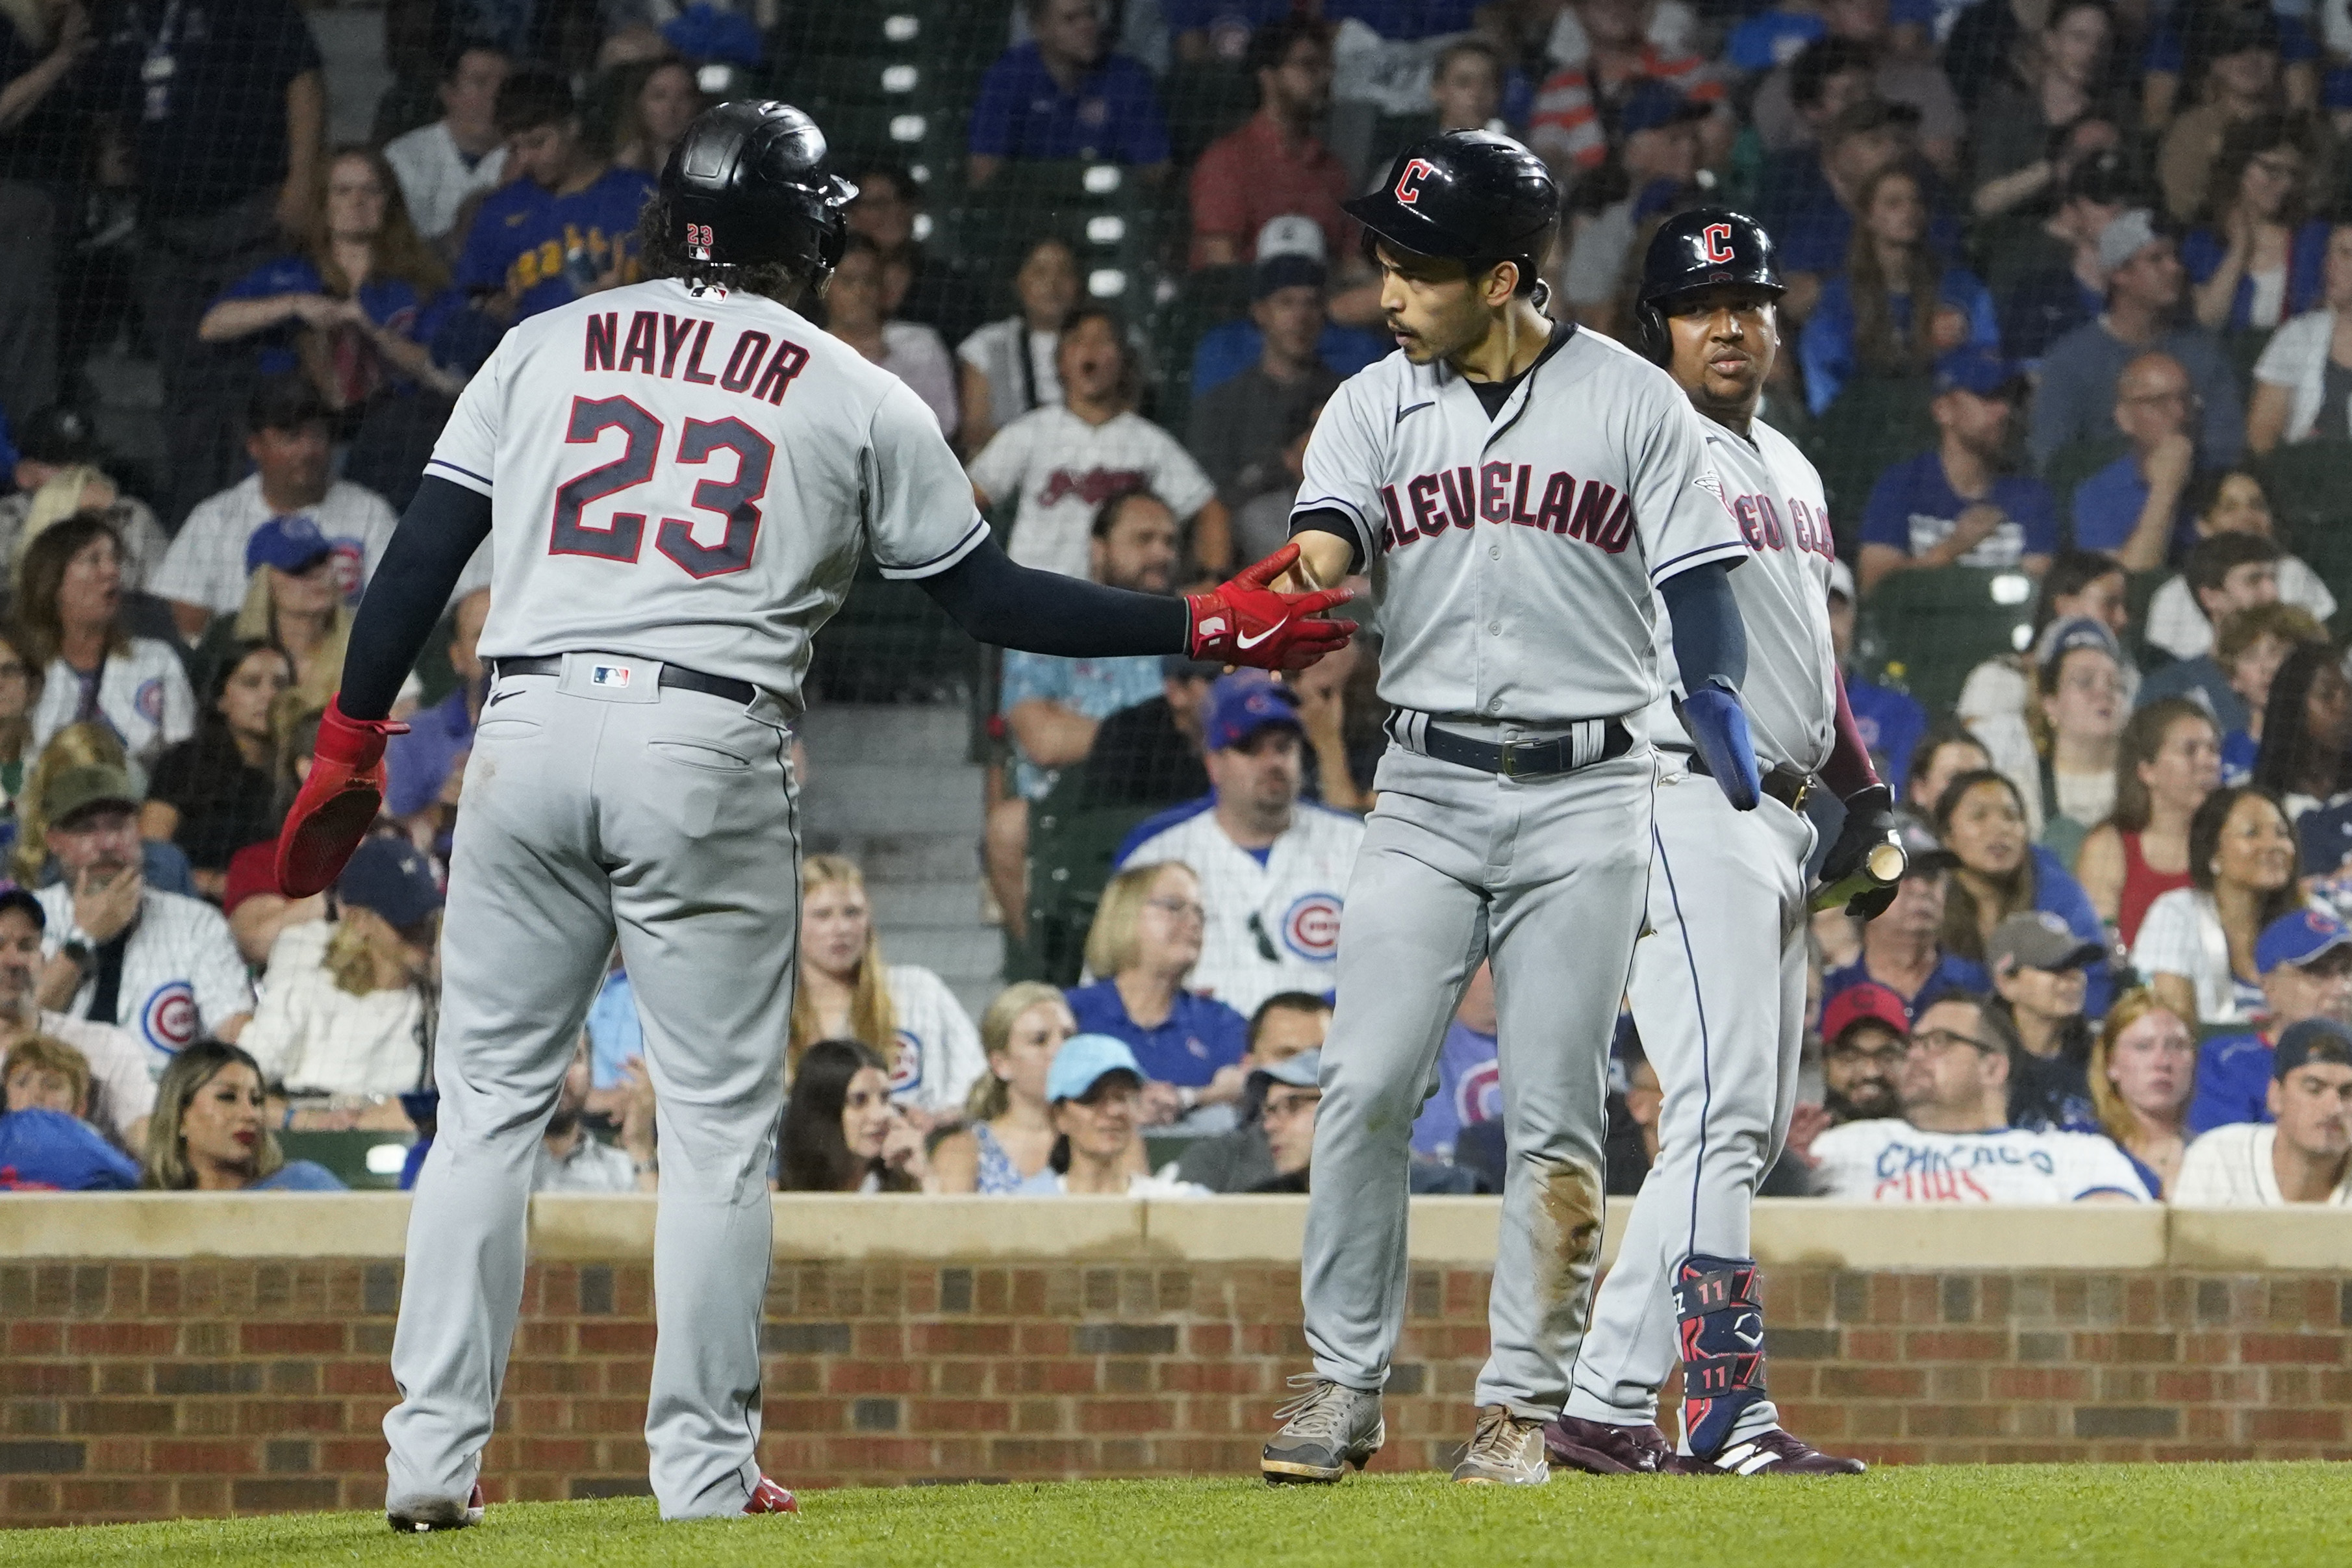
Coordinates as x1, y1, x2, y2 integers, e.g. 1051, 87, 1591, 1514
1184, 542, 1356, 672
274, 698, 411, 897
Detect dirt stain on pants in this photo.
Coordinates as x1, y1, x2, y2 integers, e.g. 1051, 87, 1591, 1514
1532, 1154, 1606, 1332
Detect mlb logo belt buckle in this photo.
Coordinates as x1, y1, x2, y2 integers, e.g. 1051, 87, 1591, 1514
591, 663, 634, 689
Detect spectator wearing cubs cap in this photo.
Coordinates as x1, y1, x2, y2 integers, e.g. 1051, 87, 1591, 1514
188, 514, 350, 717
1986, 911, 2105, 1132
2174, 1017, 2352, 1205
241, 835, 441, 1115
1188, 219, 1390, 401
2186, 907, 2352, 1133
1111, 674, 1364, 1017
1187, 246, 1341, 516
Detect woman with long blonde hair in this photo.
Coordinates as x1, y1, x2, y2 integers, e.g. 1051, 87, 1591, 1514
2088, 989, 2197, 1196
789, 855, 981, 1128
928, 981, 1077, 1193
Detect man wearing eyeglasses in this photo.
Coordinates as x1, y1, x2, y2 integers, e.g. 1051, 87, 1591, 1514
1804, 994, 2151, 1201
2068, 351, 2201, 570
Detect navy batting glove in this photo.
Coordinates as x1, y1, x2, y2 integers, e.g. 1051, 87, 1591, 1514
1683, 685, 1761, 812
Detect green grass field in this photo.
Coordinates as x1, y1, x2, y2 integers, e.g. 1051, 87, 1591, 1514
5, 1465, 2350, 1567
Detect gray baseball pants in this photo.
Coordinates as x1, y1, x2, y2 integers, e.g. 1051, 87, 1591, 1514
1564, 761, 1812, 1446
383, 655, 798, 1521
1302, 735, 1655, 1419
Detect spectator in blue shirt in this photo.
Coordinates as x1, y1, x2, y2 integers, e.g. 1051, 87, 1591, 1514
2028, 209, 2245, 470
1411, 961, 1497, 1159
986, 489, 1182, 941
1826, 560, 1927, 795
1856, 349, 2056, 593
968, 0, 1172, 188
0, 1035, 137, 1190
2143, 2, 2319, 134
138, 1039, 344, 1191
2182, 115, 2331, 335
454, 64, 653, 327
1758, 97, 1963, 312
198, 146, 464, 405
2068, 351, 2200, 568
2187, 910, 2352, 1132
1189, 218, 1389, 397
1800, 164, 1999, 414
384, 587, 488, 857
1065, 859, 1250, 1124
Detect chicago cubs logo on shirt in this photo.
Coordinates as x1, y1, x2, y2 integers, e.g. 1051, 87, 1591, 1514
140, 981, 199, 1056
331, 539, 367, 603
134, 679, 164, 725
1455, 1059, 1502, 1128
1282, 892, 1344, 963
890, 1030, 923, 1095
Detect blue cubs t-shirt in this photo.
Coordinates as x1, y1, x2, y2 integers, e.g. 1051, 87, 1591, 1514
216, 255, 461, 382
967, 44, 1170, 166
456, 166, 655, 322
2070, 455, 2193, 560
1860, 451, 2060, 566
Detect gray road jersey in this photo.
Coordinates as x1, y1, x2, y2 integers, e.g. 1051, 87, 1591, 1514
427, 277, 987, 716
1291, 326, 1746, 727
1644, 415, 1838, 775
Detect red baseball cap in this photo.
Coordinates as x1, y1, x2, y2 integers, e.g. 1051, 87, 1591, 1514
1820, 981, 1910, 1048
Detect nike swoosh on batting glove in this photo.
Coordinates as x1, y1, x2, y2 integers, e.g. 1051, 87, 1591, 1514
1186, 542, 1356, 672
1682, 684, 1762, 812
275, 698, 411, 897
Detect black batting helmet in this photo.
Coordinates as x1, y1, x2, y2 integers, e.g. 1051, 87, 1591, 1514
661, 101, 856, 284
1346, 131, 1558, 297
1633, 207, 1783, 366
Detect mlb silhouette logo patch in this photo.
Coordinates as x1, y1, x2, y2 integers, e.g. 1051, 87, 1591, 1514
592, 665, 633, 689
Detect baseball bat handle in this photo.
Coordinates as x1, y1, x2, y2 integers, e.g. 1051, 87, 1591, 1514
1808, 840, 1909, 914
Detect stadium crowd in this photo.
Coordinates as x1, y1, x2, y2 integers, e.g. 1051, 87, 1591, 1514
0, 0, 2349, 1210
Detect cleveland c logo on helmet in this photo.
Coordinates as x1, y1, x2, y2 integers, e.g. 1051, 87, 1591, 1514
1393, 158, 1437, 205
1702, 224, 1735, 264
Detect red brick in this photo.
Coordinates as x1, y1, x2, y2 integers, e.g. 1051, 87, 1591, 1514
909, 1400, 1011, 1432
239, 1322, 345, 1355
576, 1322, 656, 1356
2243, 1334, 2346, 1365
911, 1322, 1013, 1355
1904, 1330, 2008, 1361
149, 1440, 259, 1474
1076, 1400, 1173, 1434
827, 1359, 922, 1395
2248, 1408, 2345, 1441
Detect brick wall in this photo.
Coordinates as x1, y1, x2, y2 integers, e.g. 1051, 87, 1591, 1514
5, 1255, 2351, 1526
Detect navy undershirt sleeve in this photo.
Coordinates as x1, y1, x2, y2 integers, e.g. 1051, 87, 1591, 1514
917, 537, 1189, 655
1659, 559, 1748, 695
339, 476, 495, 721
1288, 506, 1363, 574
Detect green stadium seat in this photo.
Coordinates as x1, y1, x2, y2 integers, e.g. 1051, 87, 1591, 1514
1799, 372, 1936, 537
807, 562, 980, 703
1854, 565, 2037, 718
1013, 766, 1150, 987
277, 1130, 414, 1191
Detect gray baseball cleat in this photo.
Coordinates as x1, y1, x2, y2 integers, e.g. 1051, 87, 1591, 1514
1451, 1405, 1551, 1485
1261, 1376, 1385, 1484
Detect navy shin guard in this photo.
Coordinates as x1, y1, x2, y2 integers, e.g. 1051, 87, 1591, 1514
1674, 1254, 1767, 1456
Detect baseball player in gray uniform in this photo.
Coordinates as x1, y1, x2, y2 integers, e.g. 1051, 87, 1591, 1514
270, 103, 1350, 1531
1547, 210, 1897, 1478
1257, 134, 1769, 1487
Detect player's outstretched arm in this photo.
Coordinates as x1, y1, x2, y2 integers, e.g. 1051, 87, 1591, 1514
275, 477, 494, 896
917, 538, 1352, 672
1658, 561, 1762, 812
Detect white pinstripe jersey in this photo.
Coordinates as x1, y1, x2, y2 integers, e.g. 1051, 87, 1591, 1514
427, 277, 987, 714
34, 885, 255, 1064
1290, 325, 1745, 728
1644, 414, 1839, 775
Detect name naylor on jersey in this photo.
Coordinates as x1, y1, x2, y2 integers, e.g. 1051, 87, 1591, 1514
581, 310, 809, 403
1728, 490, 1834, 560
1378, 463, 1635, 554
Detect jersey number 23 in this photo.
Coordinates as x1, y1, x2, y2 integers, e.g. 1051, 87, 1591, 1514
550, 394, 774, 579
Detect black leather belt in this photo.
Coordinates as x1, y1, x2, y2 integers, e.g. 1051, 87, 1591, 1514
1675, 746, 1812, 809
492, 655, 758, 706
1387, 711, 1633, 779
